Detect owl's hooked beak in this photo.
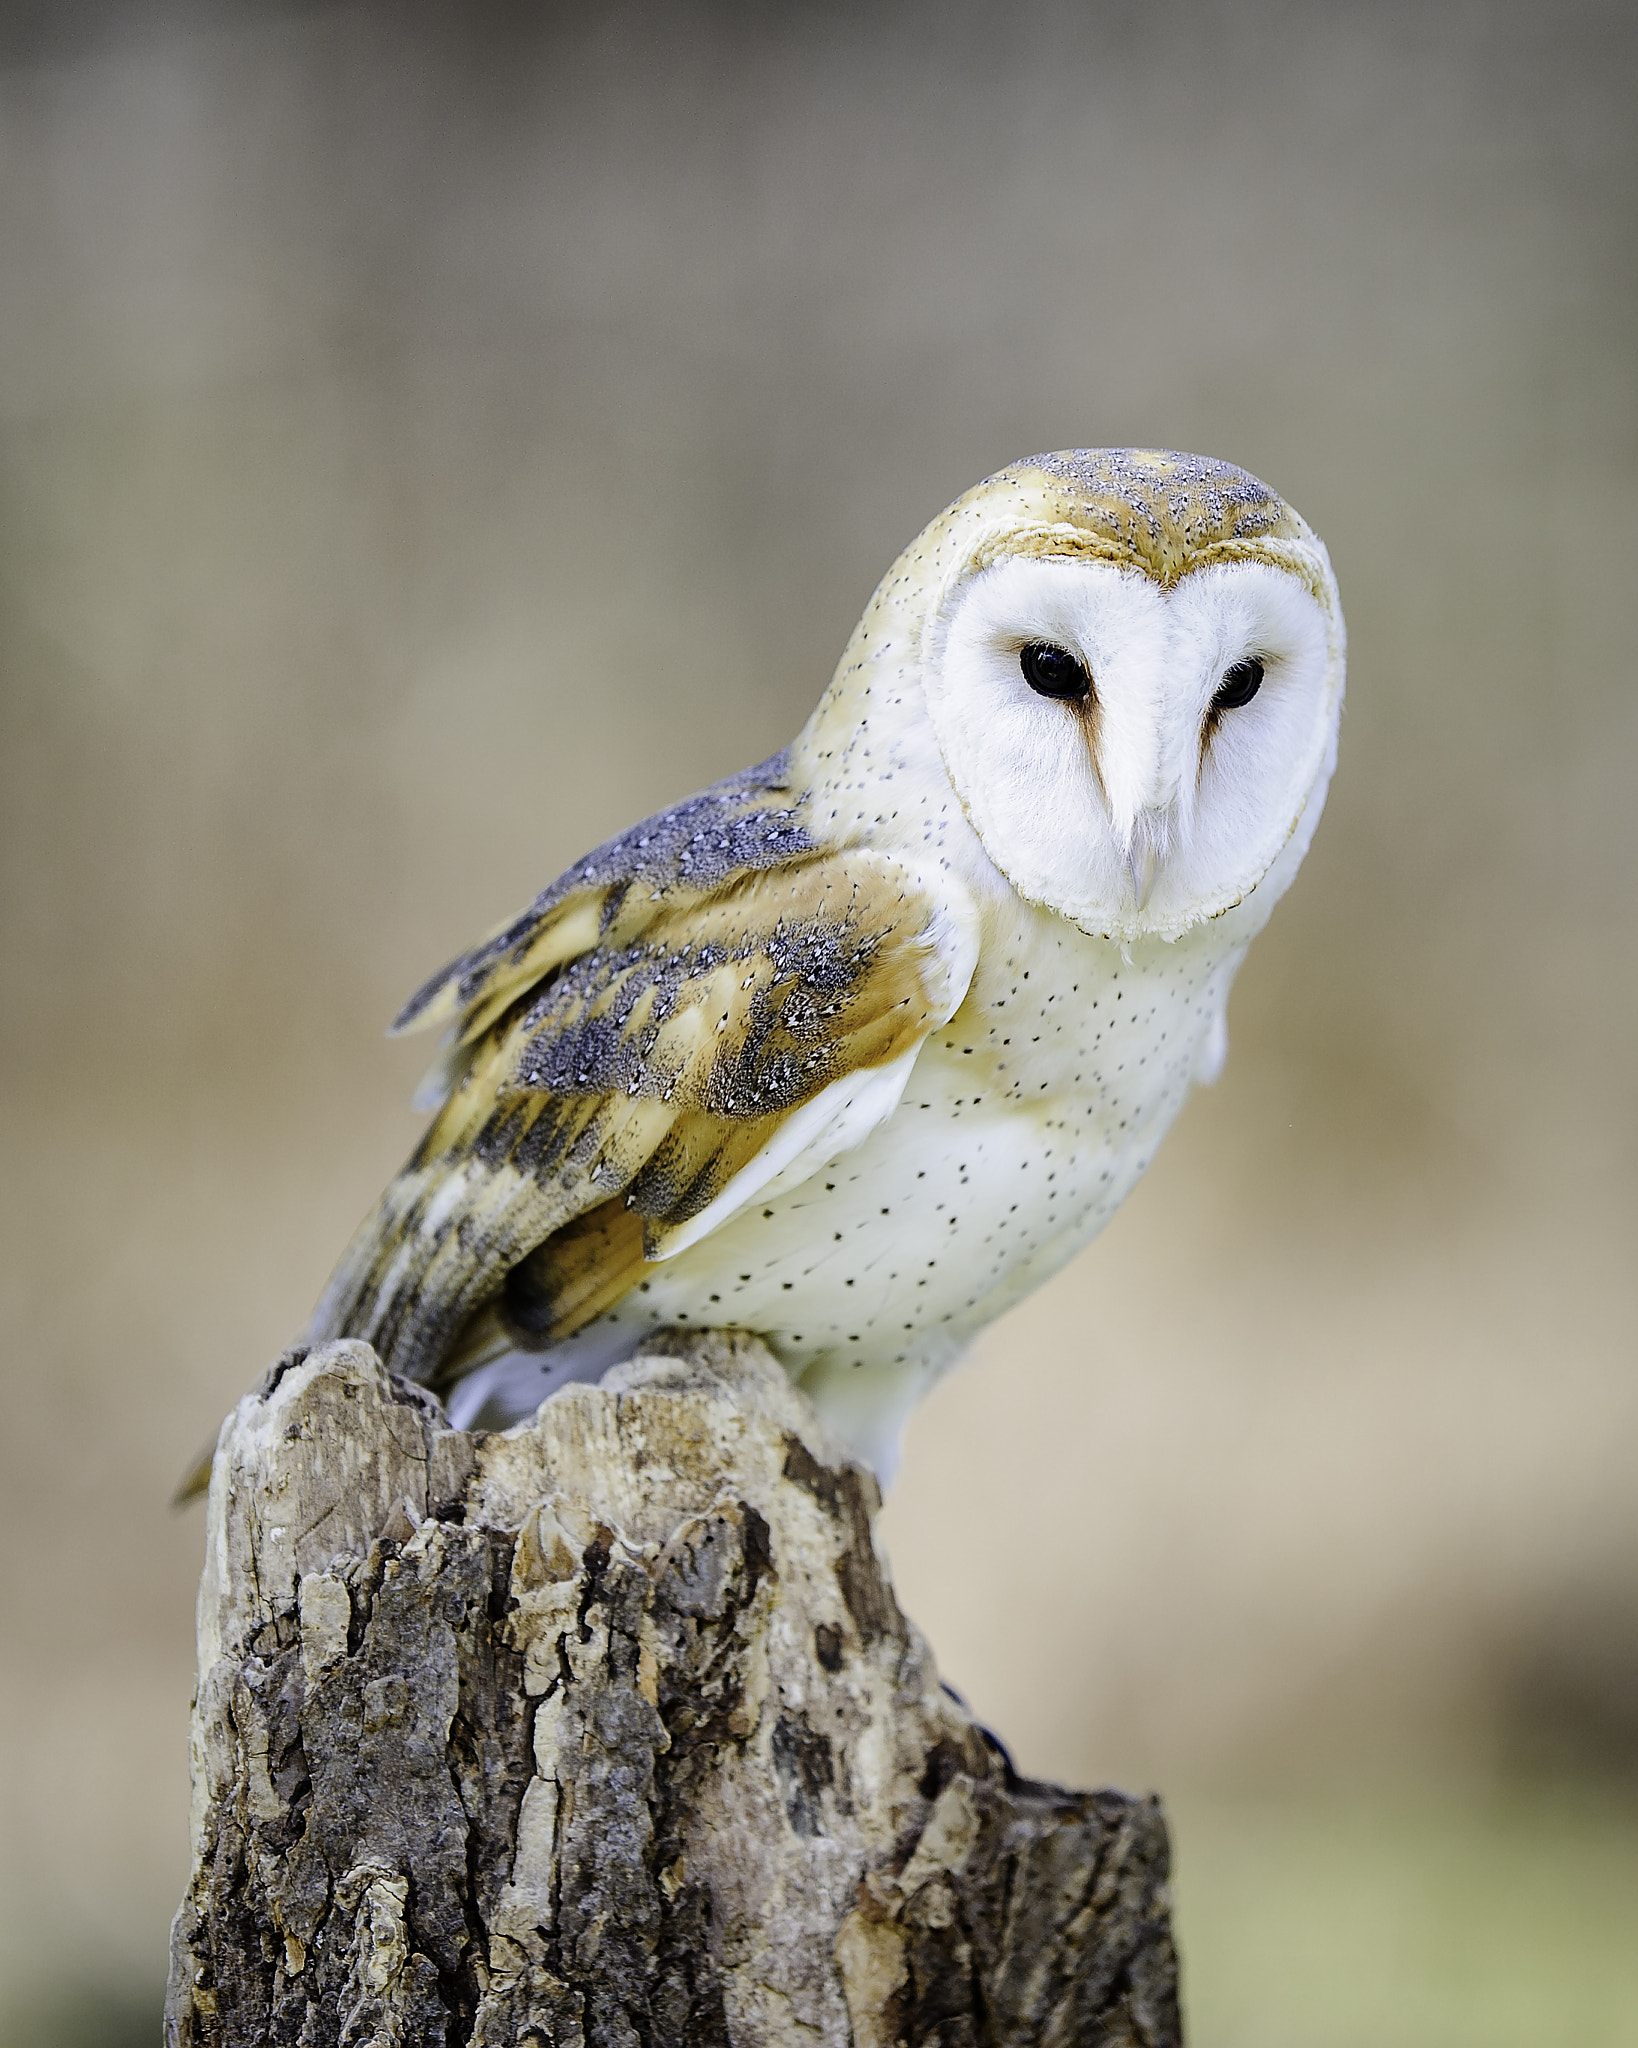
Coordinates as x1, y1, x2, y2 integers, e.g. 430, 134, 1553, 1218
1121, 808, 1170, 911
1125, 840, 1159, 911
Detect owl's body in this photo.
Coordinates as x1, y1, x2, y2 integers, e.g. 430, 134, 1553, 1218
307, 450, 1344, 1477
550, 899, 1243, 1467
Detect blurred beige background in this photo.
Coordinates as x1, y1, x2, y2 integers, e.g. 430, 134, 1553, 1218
1, 2, 1635, 2042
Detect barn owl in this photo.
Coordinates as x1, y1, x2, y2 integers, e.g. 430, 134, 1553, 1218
307, 449, 1344, 1480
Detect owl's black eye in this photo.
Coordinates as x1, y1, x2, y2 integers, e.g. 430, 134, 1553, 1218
1020, 642, 1091, 701
1212, 656, 1264, 711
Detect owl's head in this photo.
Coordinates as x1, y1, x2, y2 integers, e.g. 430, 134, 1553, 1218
907, 449, 1344, 944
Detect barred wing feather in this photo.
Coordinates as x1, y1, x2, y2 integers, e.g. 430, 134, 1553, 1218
307, 830, 975, 1394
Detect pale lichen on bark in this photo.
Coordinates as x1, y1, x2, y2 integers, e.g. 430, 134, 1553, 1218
167, 1331, 1180, 2046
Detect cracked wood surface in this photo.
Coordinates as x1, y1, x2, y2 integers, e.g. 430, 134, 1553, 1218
167, 1331, 1180, 2046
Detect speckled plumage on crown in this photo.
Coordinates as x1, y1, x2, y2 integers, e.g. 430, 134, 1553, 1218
968, 447, 1309, 589
1030, 447, 1285, 531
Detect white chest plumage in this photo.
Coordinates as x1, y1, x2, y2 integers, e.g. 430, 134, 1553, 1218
450, 896, 1242, 1473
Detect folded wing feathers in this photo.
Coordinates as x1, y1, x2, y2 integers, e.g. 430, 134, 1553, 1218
390, 750, 814, 1043
310, 835, 967, 1387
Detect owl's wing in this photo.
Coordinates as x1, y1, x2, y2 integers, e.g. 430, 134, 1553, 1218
392, 750, 819, 1046
308, 779, 978, 1392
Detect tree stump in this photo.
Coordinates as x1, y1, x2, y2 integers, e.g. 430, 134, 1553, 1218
166, 1330, 1181, 2046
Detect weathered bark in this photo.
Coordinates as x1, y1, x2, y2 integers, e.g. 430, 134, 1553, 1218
167, 1330, 1180, 2047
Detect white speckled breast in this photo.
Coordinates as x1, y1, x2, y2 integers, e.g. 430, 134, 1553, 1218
499, 896, 1243, 1469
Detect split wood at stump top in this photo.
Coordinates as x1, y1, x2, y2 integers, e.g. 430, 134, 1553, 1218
166, 1330, 1180, 2046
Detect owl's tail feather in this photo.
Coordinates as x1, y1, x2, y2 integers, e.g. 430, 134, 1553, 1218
305, 1161, 558, 1386
169, 1211, 518, 1507
173, 1166, 651, 1505
172, 1439, 217, 1507
426, 1297, 513, 1395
